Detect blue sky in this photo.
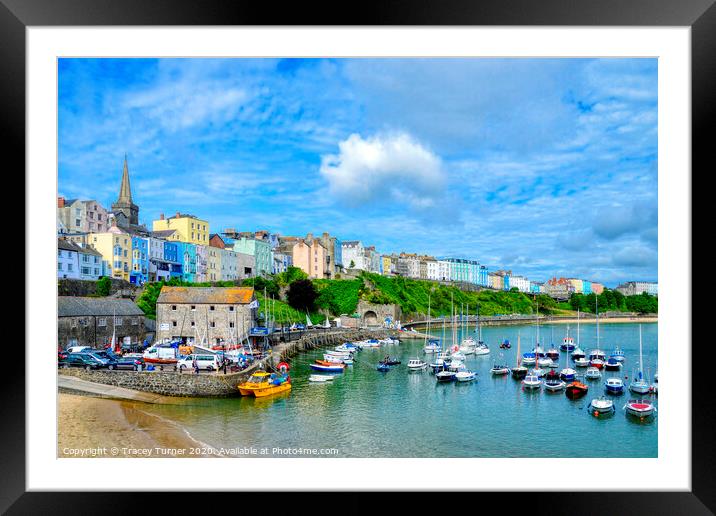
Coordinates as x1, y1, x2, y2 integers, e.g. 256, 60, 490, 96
58, 58, 658, 287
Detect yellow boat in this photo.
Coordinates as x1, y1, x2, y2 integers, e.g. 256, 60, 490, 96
238, 371, 292, 397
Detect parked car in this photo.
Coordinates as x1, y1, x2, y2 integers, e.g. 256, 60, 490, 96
113, 355, 145, 371
58, 350, 69, 361
66, 345, 92, 353
85, 350, 120, 370
59, 353, 108, 370
176, 354, 221, 372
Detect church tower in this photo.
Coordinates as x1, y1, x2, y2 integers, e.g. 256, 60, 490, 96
111, 154, 139, 227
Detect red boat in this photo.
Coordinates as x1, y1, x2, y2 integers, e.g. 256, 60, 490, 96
589, 358, 605, 370
565, 381, 589, 399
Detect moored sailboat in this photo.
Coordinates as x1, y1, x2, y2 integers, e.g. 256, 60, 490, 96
511, 331, 528, 380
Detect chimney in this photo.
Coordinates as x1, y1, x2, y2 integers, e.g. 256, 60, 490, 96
176, 212, 181, 218
57, 197, 65, 208
160, 213, 165, 220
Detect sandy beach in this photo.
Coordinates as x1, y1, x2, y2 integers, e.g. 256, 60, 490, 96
58, 393, 203, 458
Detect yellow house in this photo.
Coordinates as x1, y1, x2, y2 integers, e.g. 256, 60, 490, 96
89, 225, 131, 281
152, 212, 209, 245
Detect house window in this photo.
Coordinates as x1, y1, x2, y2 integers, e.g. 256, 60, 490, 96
190, 321, 195, 327
191, 305, 196, 311
71, 318, 77, 328
172, 321, 177, 327
98, 318, 106, 327
132, 318, 138, 326
115, 317, 123, 326
58, 262, 62, 270
210, 321, 216, 328
67, 264, 73, 272
229, 306, 234, 311
172, 305, 177, 311
229, 322, 235, 328
210, 305, 215, 311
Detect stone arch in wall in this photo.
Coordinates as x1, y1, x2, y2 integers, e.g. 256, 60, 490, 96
363, 310, 379, 326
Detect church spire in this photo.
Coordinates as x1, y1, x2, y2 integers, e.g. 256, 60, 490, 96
118, 153, 133, 203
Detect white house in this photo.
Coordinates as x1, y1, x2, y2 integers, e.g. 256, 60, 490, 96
58, 238, 103, 280
342, 241, 366, 270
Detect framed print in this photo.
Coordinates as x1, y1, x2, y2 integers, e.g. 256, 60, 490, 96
4, 0, 710, 511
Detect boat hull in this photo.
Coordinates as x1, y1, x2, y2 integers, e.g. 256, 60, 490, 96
565, 383, 589, 399
251, 382, 292, 397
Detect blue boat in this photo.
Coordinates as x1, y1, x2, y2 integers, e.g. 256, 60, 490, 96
610, 348, 626, 362
605, 357, 622, 371
376, 363, 391, 372
604, 377, 625, 395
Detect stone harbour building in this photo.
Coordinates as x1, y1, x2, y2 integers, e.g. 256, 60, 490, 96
156, 286, 257, 346
58, 297, 146, 349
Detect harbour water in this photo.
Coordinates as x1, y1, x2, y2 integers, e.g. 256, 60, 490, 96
133, 322, 658, 458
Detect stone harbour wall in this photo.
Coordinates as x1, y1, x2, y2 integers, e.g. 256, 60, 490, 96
58, 364, 259, 397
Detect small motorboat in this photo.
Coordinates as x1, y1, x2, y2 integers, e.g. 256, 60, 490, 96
571, 347, 586, 360
589, 349, 607, 362
604, 357, 622, 371
624, 399, 656, 419
455, 369, 477, 382
521, 352, 537, 366
423, 339, 441, 354
309, 362, 345, 373
544, 378, 567, 392
654, 371, 658, 383
474, 342, 490, 355
565, 381, 589, 399
511, 366, 528, 380
604, 377, 625, 395
538, 357, 553, 368
589, 396, 615, 416
546, 347, 560, 361
522, 374, 542, 390
490, 364, 510, 375
436, 370, 457, 382
589, 358, 605, 370
649, 383, 658, 395
447, 359, 465, 372
610, 347, 626, 363
407, 358, 427, 371
308, 374, 335, 383
376, 362, 391, 372
574, 357, 590, 368
323, 354, 353, 365
560, 335, 576, 352
238, 371, 291, 397
560, 368, 577, 382
381, 357, 401, 366
585, 367, 602, 380
500, 339, 511, 350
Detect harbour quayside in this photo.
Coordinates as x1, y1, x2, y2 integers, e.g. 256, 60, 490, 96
77, 320, 658, 458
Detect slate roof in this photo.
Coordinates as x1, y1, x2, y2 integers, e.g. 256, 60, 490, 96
57, 238, 102, 256
157, 286, 255, 305
58, 297, 144, 317
151, 229, 177, 239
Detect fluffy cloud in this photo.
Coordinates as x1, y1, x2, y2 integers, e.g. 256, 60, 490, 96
319, 133, 446, 210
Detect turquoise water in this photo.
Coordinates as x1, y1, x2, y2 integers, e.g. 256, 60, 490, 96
139, 323, 658, 458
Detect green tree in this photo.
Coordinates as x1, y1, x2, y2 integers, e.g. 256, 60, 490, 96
286, 279, 318, 312
95, 277, 112, 297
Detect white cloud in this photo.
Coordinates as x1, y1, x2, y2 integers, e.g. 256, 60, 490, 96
319, 132, 446, 210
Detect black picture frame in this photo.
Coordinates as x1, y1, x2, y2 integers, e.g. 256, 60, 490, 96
3, 0, 708, 512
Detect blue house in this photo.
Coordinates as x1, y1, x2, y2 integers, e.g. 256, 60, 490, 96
163, 241, 182, 278
177, 242, 197, 283
583, 280, 592, 295
130, 236, 150, 285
